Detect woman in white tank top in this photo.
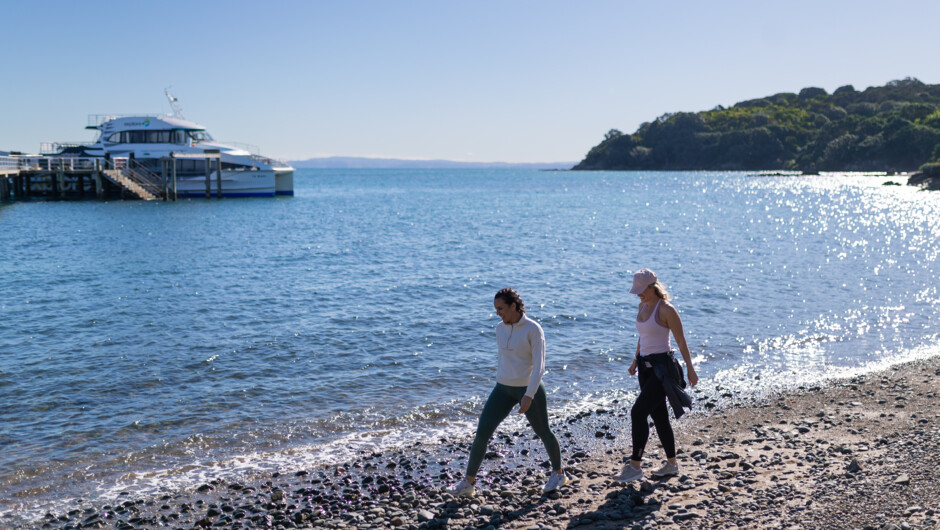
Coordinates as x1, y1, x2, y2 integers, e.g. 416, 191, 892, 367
615, 269, 699, 483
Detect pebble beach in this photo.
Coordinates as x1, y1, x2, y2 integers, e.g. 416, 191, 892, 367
32, 354, 940, 530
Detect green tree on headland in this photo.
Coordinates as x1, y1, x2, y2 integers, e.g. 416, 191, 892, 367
574, 78, 940, 172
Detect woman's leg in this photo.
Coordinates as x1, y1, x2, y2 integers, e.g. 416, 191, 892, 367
648, 395, 676, 459
630, 370, 667, 462
523, 384, 562, 472
466, 384, 516, 478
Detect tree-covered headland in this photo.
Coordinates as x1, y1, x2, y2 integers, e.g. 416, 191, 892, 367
574, 78, 940, 173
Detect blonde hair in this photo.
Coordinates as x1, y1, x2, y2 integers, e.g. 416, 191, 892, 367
651, 280, 670, 301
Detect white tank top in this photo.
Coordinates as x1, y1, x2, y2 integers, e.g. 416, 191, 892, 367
636, 299, 671, 356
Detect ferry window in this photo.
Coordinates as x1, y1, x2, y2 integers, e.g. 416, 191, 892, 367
187, 130, 214, 142
149, 131, 173, 143
177, 160, 207, 173
106, 130, 198, 144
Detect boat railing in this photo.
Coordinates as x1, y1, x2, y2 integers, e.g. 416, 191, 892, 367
88, 114, 123, 126
224, 142, 291, 167
87, 114, 132, 126
87, 114, 167, 126
223, 141, 261, 155
248, 153, 292, 168
40, 142, 94, 155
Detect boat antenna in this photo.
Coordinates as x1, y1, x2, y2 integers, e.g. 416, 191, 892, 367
165, 88, 185, 119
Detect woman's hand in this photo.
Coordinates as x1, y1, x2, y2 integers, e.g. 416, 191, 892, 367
518, 396, 533, 414
687, 367, 699, 387
628, 358, 638, 376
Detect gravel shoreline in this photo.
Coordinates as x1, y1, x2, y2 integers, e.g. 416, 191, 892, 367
30, 355, 940, 530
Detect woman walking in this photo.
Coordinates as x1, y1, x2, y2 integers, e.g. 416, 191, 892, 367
449, 288, 567, 497
616, 269, 698, 482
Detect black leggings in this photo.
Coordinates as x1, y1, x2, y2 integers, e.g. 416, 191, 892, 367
466, 383, 562, 477
630, 364, 676, 461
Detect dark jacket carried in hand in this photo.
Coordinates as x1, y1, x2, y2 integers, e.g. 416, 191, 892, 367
639, 351, 692, 419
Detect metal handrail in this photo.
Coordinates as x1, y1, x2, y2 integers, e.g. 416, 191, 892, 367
222, 141, 260, 155
225, 142, 291, 168
249, 153, 293, 168
0, 155, 18, 172
126, 159, 164, 195
87, 114, 140, 126
11, 155, 101, 172
104, 158, 164, 199
40, 142, 94, 154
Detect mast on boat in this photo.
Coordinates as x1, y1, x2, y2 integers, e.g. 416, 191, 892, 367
165, 88, 185, 119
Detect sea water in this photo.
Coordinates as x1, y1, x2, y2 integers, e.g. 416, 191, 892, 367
1, 169, 939, 521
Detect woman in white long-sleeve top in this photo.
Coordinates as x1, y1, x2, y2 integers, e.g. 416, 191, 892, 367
449, 288, 567, 497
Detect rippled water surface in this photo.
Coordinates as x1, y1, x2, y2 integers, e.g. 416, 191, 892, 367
1, 170, 939, 520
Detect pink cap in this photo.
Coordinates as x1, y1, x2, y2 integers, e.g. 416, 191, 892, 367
629, 269, 657, 294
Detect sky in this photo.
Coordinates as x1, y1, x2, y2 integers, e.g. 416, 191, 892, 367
2, 1, 939, 163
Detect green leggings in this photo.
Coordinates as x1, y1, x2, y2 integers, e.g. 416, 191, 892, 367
466, 383, 562, 477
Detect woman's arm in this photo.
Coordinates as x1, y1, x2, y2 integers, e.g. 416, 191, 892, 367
662, 303, 698, 387
629, 341, 639, 375
519, 325, 546, 414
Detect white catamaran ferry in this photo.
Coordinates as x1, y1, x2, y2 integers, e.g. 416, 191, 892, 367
48, 91, 293, 197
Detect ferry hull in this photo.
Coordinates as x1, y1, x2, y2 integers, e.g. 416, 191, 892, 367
173, 169, 275, 198
275, 169, 294, 196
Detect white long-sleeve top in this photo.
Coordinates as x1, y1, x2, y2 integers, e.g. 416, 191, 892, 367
495, 313, 546, 398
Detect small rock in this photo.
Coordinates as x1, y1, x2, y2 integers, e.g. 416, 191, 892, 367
846, 459, 861, 474
417, 510, 435, 522
894, 474, 911, 485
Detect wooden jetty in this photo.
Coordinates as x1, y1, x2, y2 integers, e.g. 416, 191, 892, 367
0, 152, 223, 202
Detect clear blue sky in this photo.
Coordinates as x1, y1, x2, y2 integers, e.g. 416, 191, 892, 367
2, 0, 938, 163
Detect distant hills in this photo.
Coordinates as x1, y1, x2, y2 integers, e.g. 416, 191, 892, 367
575, 78, 940, 172
290, 156, 576, 170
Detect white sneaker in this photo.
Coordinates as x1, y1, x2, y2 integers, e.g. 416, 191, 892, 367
543, 472, 569, 493
614, 463, 643, 483
448, 478, 475, 497
651, 461, 679, 477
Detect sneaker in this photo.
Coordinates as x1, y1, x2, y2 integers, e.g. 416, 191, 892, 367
543, 472, 569, 493
614, 463, 643, 483
651, 461, 679, 478
448, 478, 475, 497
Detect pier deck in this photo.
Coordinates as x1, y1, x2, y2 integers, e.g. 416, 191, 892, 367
0, 153, 222, 202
